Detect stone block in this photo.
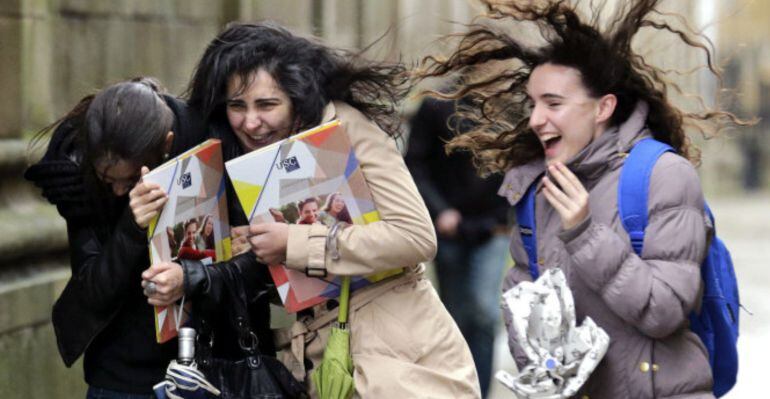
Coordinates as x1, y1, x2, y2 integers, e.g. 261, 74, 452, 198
397, 0, 456, 64
58, 0, 126, 16
174, 0, 227, 23
321, 0, 358, 49
21, 14, 56, 131
0, 267, 68, 335
0, 203, 68, 265
0, 17, 22, 138
249, 0, 313, 34
50, 16, 108, 116
0, 319, 86, 398
0, 0, 21, 15
18, 0, 54, 17
360, 1, 397, 51
160, 22, 223, 95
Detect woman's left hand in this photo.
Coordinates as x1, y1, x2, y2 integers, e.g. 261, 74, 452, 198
141, 262, 184, 306
248, 222, 289, 265
542, 162, 590, 230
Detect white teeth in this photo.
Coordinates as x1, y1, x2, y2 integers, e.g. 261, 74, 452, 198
541, 134, 560, 142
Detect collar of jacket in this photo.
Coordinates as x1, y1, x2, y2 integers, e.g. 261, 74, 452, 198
321, 100, 337, 123
499, 100, 651, 206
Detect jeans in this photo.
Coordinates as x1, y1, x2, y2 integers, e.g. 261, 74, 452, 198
86, 387, 155, 399
435, 234, 510, 398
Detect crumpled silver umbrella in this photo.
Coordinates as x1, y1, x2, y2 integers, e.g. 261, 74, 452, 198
500, 268, 610, 398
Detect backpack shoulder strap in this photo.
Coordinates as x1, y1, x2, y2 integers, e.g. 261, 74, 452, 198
514, 182, 540, 280
618, 138, 675, 255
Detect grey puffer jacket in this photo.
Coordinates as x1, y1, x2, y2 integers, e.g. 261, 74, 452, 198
499, 102, 714, 398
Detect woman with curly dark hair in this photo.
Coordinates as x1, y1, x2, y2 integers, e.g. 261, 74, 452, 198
168, 21, 478, 397
417, 0, 745, 397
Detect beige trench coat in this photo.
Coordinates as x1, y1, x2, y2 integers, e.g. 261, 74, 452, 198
277, 101, 480, 398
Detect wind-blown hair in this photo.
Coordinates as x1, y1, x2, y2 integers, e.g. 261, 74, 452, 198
186, 21, 410, 160
83, 78, 174, 175
416, 0, 746, 175
30, 77, 174, 194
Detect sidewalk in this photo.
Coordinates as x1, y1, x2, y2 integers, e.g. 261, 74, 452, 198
488, 194, 770, 398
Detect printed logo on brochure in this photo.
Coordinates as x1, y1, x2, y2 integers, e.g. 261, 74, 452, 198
178, 172, 192, 189
276, 156, 300, 172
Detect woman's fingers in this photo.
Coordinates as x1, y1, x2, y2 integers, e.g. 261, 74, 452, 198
548, 163, 583, 197
543, 172, 590, 230
131, 187, 168, 228
542, 183, 569, 215
543, 177, 574, 210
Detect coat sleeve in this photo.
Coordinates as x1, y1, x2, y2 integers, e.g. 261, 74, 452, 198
284, 102, 437, 276
181, 251, 273, 308
64, 209, 149, 312
559, 153, 707, 339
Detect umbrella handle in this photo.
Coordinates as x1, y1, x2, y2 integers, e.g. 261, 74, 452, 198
338, 276, 351, 325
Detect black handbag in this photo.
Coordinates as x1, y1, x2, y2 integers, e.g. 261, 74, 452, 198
195, 269, 308, 399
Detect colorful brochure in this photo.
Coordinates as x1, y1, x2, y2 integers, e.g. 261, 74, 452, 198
225, 120, 401, 312
144, 139, 231, 343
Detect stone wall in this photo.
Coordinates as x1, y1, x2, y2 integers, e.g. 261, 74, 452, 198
0, 1, 476, 397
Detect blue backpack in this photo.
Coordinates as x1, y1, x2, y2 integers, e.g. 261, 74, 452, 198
515, 138, 739, 397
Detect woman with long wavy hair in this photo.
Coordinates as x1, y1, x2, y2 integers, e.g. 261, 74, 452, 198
417, 1, 745, 397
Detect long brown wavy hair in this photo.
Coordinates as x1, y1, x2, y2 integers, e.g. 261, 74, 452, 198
415, 0, 747, 176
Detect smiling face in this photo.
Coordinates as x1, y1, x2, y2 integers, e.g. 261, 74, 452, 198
527, 63, 612, 166
331, 195, 345, 214
186, 222, 198, 239
299, 201, 319, 224
226, 69, 295, 153
93, 157, 141, 196
204, 219, 214, 236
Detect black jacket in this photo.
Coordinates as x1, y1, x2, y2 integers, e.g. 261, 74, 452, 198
24, 95, 214, 393
405, 98, 510, 245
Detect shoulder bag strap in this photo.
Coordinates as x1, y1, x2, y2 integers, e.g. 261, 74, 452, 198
514, 183, 540, 280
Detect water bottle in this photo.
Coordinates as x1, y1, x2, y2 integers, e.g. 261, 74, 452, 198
178, 327, 196, 365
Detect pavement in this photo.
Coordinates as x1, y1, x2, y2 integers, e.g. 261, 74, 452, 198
487, 194, 770, 399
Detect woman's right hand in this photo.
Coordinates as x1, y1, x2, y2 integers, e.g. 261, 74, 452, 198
230, 225, 251, 256
142, 262, 184, 306
129, 166, 168, 229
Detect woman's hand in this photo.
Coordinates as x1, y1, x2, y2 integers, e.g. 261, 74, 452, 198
542, 162, 590, 230
230, 225, 251, 256
248, 222, 289, 265
142, 262, 184, 306
129, 166, 168, 229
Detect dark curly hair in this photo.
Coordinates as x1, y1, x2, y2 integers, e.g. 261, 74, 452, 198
186, 21, 410, 160
416, 0, 748, 175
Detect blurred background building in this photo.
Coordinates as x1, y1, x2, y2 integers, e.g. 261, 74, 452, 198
0, 0, 767, 397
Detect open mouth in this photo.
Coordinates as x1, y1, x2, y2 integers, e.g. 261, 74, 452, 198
541, 134, 562, 151
245, 132, 274, 147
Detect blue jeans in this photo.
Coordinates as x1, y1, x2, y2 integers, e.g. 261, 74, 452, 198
86, 387, 154, 399
435, 234, 509, 398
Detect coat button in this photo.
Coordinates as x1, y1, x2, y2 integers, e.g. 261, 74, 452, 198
537, 258, 545, 266
652, 363, 660, 372
639, 362, 650, 373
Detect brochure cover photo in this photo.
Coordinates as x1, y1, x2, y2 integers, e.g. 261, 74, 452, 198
143, 138, 231, 343
225, 120, 401, 312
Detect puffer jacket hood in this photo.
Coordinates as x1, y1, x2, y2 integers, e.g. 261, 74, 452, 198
499, 101, 714, 398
